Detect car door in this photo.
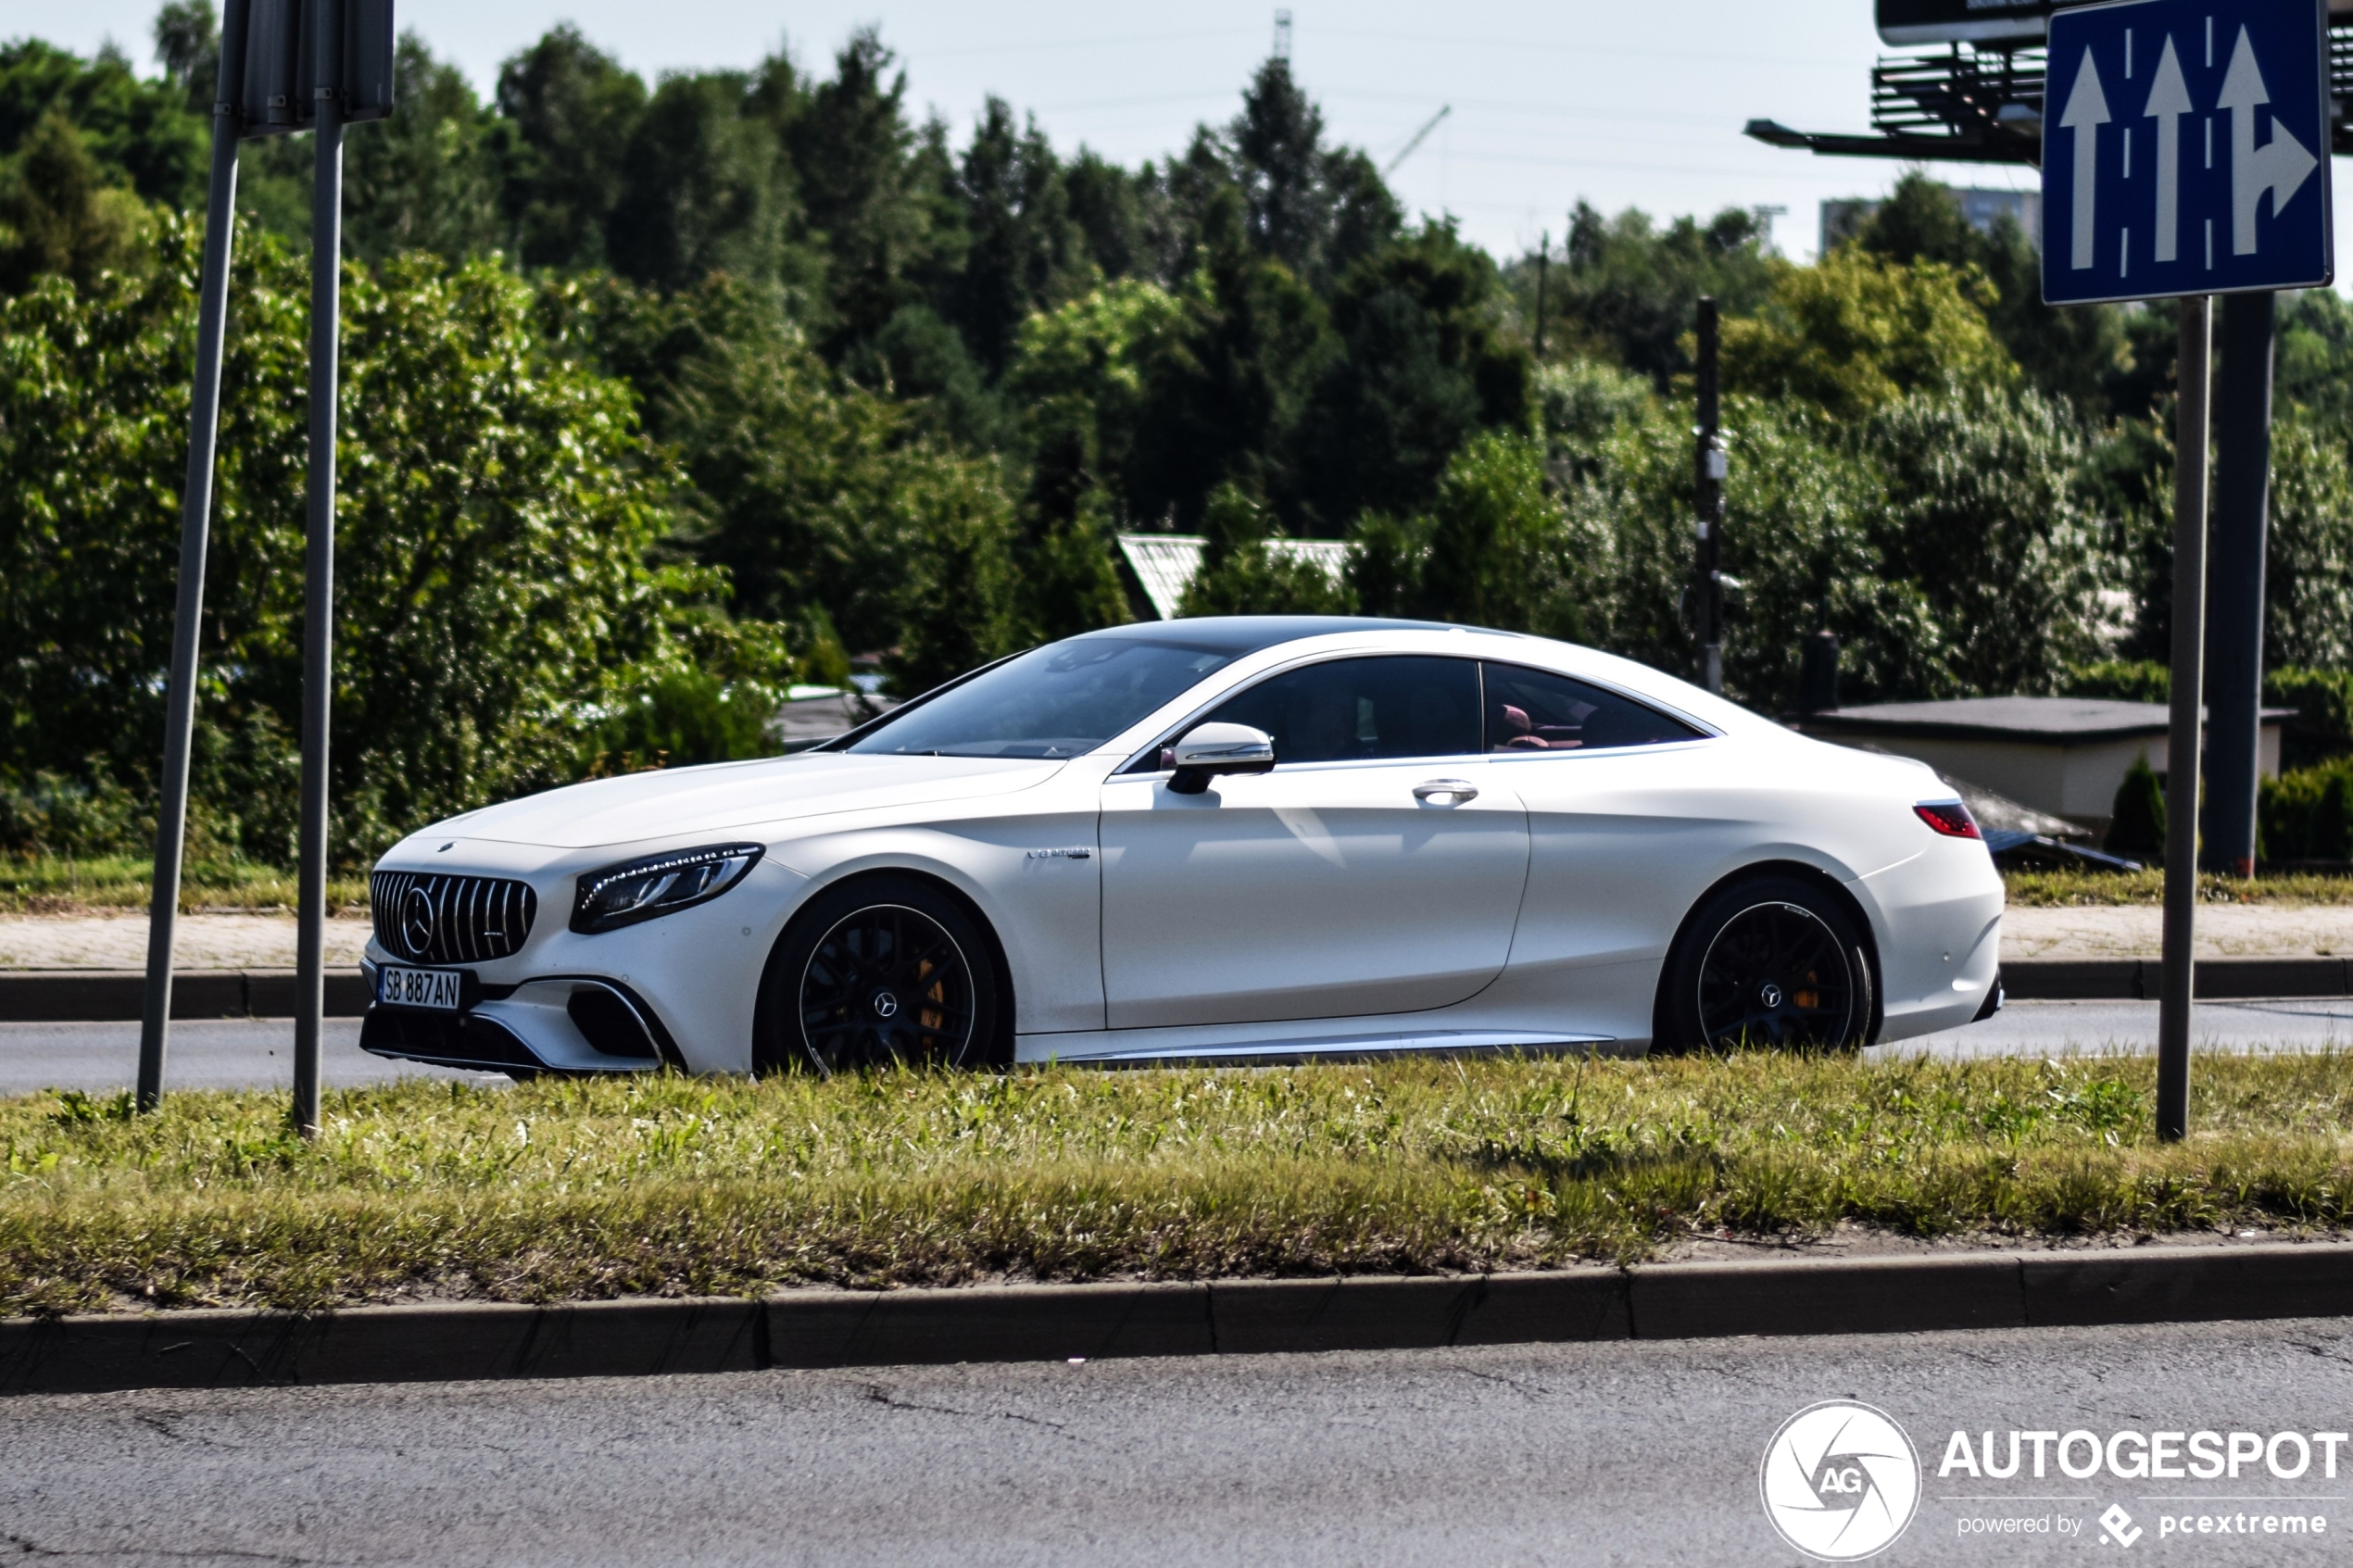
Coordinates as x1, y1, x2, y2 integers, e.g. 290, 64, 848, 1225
1099, 655, 1529, 1030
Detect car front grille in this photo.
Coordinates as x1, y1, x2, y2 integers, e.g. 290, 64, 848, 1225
370, 872, 537, 964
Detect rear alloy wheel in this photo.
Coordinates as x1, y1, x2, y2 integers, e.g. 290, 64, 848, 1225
756, 876, 1002, 1073
1658, 876, 1873, 1054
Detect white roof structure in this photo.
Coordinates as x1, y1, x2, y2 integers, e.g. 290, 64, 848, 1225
1114, 533, 1353, 621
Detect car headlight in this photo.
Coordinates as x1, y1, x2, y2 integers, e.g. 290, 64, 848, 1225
570, 843, 764, 935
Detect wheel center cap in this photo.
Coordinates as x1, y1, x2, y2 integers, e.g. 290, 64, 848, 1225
871, 990, 900, 1019
1758, 982, 1785, 1010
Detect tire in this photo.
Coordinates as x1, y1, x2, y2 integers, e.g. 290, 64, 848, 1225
1655, 874, 1875, 1055
754, 874, 1005, 1074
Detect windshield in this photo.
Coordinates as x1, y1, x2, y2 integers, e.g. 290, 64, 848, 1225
846, 638, 1238, 759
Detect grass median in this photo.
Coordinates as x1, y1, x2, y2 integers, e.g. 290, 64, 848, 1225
5, 1049, 2353, 1316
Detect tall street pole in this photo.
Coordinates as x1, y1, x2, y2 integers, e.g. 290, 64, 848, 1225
1693, 297, 1726, 695
294, 0, 347, 1138
2158, 295, 2214, 1145
137, 0, 250, 1113
2202, 290, 2278, 880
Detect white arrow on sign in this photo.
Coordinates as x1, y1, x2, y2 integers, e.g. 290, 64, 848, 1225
2219, 24, 2319, 257
2061, 47, 2111, 272
2144, 35, 2194, 263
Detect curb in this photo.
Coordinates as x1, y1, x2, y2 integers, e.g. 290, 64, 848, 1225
3, 1243, 2347, 1397
0, 970, 370, 1023
0, 959, 2344, 1022
2002, 956, 2353, 1000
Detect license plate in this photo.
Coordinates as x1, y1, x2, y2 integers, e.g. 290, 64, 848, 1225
378, 964, 464, 1012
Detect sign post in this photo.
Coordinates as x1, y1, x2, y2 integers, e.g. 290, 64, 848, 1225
2043, 0, 2333, 1142
135, 0, 393, 1126
137, 0, 253, 1113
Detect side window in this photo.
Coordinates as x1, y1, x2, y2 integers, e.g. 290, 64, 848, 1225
1482, 663, 1702, 753
1203, 657, 1481, 765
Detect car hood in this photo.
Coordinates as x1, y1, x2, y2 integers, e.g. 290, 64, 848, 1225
428, 753, 1064, 849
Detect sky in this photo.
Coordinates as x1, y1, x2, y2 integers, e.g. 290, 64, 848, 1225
14, 0, 2350, 273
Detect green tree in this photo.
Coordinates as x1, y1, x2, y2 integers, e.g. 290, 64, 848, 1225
1416, 432, 1565, 633
2263, 408, 2353, 671
493, 25, 647, 271
784, 31, 943, 356
151, 0, 217, 116
1546, 202, 1774, 387
342, 34, 501, 264
0, 107, 150, 292
949, 97, 1089, 377
0, 219, 722, 862
608, 69, 792, 293
1865, 386, 2108, 696
0, 38, 206, 209
1297, 222, 1529, 532
1854, 172, 2128, 410
1719, 247, 2017, 418
1178, 481, 1351, 617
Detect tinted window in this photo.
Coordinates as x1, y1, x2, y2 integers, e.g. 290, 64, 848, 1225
1202, 657, 1481, 765
1482, 663, 1701, 753
848, 638, 1236, 759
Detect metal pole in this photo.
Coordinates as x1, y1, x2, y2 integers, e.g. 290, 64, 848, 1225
2158, 295, 2214, 1145
137, 0, 250, 1114
2202, 290, 2277, 879
294, 0, 346, 1138
1694, 297, 1725, 694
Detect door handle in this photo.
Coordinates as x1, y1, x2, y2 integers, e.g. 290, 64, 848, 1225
1413, 779, 1478, 805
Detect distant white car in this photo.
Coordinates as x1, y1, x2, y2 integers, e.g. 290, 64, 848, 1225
359, 617, 2005, 1075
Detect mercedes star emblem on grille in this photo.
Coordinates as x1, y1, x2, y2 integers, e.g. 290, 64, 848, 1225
401, 885, 436, 957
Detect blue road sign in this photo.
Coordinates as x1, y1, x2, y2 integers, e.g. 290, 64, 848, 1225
2043, 0, 2333, 306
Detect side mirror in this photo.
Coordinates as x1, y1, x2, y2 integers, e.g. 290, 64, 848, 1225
1165, 722, 1276, 795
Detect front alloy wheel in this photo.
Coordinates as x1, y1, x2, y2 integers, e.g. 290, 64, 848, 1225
799, 904, 976, 1071
755, 874, 1005, 1074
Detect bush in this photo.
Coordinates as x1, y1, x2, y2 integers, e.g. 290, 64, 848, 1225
0, 219, 738, 864
2260, 758, 2353, 862
2106, 756, 2166, 860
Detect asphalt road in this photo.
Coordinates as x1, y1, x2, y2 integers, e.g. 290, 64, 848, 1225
0, 1019, 502, 1096
1888, 997, 2353, 1058
4, 1316, 2350, 1565
0, 1000, 2347, 1095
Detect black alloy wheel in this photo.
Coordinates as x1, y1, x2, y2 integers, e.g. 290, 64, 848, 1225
1659, 875, 1874, 1054
756, 876, 1004, 1074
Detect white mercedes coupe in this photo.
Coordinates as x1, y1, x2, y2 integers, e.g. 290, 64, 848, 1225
359, 617, 2005, 1076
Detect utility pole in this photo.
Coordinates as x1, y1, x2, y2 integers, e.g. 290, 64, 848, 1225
1693, 297, 1727, 695
2158, 295, 2214, 1145
2203, 290, 2278, 880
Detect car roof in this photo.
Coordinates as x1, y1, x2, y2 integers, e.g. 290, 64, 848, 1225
1072, 615, 1492, 656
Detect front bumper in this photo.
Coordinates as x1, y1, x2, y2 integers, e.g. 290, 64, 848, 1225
359, 960, 679, 1074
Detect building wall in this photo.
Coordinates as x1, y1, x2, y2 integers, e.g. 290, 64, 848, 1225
1840, 726, 2279, 834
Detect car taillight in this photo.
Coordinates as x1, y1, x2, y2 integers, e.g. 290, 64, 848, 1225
1915, 802, 1981, 840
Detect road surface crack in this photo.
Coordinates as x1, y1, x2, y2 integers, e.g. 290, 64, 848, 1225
5, 1536, 355, 1565
860, 1383, 1080, 1443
